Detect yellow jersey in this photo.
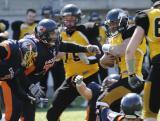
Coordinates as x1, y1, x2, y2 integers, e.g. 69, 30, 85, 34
109, 27, 146, 78
135, 8, 160, 59
61, 30, 99, 79
19, 23, 37, 39
99, 26, 107, 45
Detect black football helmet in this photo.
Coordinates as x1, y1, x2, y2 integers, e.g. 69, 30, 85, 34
88, 11, 101, 23
41, 6, 53, 19
61, 4, 82, 30
105, 8, 128, 37
121, 93, 142, 118
35, 19, 59, 46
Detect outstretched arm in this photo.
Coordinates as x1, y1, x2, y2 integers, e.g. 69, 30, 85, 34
102, 38, 130, 57
59, 41, 100, 54
73, 75, 92, 101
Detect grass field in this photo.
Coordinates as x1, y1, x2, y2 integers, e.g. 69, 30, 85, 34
35, 108, 85, 121
35, 97, 86, 121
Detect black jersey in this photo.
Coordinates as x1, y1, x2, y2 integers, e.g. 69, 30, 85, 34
0, 40, 21, 81
19, 35, 88, 77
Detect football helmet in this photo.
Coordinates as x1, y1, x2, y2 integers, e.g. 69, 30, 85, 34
105, 8, 128, 37
121, 93, 142, 118
41, 6, 53, 18
61, 4, 82, 31
88, 11, 101, 23
101, 74, 120, 90
35, 19, 59, 46
52, 9, 61, 25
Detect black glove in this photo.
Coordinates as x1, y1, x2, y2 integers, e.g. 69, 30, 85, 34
28, 82, 45, 99
128, 74, 144, 89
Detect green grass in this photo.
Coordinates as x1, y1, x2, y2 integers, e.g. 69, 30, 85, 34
35, 97, 86, 121
35, 107, 85, 121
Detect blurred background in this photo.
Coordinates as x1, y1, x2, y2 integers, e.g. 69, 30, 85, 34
0, 0, 152, 38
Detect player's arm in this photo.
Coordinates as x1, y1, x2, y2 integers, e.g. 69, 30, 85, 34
59, 41, 100, 54
73, 75, 93, 101
102, 26, 136, 57
99, 52, 115, 69
125, 12, 149, 75
102, 39, 130, 57
59, 41, 88, 52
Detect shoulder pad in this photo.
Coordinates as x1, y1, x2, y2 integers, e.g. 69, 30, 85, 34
11, 20, 24, 30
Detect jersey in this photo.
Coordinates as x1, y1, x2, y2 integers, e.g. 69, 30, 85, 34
99, 26, 107, 45
19, 34, 88, 77
61, 30, 99, 79
135, 8, 160, 60
108, 26, 146, 78
19, 23, 37, 39
0, 40, 21, 81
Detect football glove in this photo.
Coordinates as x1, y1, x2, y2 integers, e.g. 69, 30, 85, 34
35, 97, 49, 104
28, 82, 45, 99
128, 74, 144, 89
86, 45, 101, 54
74, 75, 84, 85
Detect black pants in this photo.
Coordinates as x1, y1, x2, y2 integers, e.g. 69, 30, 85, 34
47, 72, 99, 121
1, 82, 35, 121
51, 60, 65, 91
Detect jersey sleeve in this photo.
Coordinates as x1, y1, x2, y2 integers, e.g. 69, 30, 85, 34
122, 26, 136, 40
135, 12, 149, 35
59, 41, 88, 52
19, 39, 37, 70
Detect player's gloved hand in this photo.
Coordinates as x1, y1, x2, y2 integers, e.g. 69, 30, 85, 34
128, 74, 144, 89
102, 44, 111, 53
74, 75, 84, 85
28, 82, 45, 99
86, 45, 101, 54
27, 94, 36, 104
35, 97, 49, 104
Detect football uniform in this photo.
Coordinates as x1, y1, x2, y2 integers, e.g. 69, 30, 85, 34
0, 40, 33, 121
47, 30, 99, 121
135, 8, 160, 118
61, 31, 99, 79
99, 26, 145, 112
1, 34, 89, 121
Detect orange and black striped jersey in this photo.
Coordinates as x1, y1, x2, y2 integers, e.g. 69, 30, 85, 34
109, 26, 146, 78
61, 30, 99, 79
135, 8, 160, 59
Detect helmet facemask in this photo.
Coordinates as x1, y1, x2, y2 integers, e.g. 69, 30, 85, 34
61, 4, 82, 34
62, 15, 78, 32
35, 19, 60, 47
105, 9, 128, 37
